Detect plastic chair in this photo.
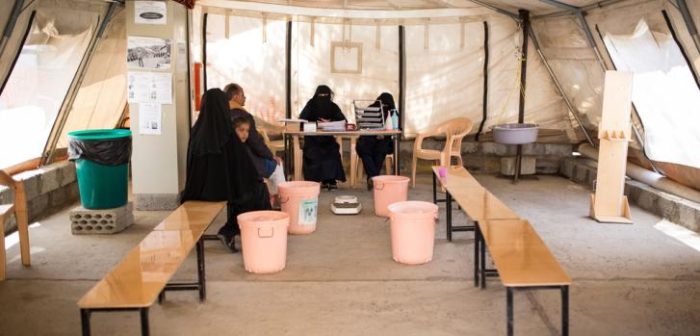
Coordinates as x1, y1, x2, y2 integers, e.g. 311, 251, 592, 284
411, 123, 449, 188
0, 170, 30, 280
446, 118, 474, 167
259, 127, 285, 156
411, 118, 472, 188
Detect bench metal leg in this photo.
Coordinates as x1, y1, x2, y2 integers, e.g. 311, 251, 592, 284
507, 287, 514, 336
446, 191, 453, 241
474, 223, 480, 287
140, 307, 150, 336
80, 307, 149, 336
197, 238, 206, 302
480, 232, 486, 289
503, 286, 569, 336
161, 237, 207, 303
562, 285, 569, 336
81, 309, 91, 336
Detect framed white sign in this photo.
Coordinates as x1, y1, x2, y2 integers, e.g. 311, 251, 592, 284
331, 42, 363, 74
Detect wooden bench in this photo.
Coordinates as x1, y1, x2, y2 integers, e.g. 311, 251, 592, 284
78, 201, 225, 336
432, 166, 519, 241
432, 166, 571, 335
476, 218, 571, 336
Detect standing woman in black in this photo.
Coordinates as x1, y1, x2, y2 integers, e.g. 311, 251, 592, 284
356, 92, 397, 190
299, 85, 347, 189
182, 88, 271, 252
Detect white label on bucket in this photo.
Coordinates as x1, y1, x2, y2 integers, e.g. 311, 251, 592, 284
299, 198, 318, 226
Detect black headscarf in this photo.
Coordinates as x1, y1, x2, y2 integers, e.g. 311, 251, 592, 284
370, 92, 396, 119
299, 85, 346, 122
182, 88, 260, 204
189, 89, 234, 156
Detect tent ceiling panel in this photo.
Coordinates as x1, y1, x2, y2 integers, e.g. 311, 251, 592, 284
227, 0, 616, 15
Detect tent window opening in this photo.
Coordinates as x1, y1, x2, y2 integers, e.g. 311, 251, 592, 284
0, 9, 97, 169
603, 20, 700, 169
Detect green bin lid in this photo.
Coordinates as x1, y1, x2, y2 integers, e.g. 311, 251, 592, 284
68, 129, 131, 140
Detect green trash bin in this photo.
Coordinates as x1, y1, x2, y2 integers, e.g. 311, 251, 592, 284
68, 129, 132, 209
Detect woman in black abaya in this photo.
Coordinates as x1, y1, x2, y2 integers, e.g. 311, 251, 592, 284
299, 85, 347, 189
356, 92, 397, 190
182, 88, 271, 252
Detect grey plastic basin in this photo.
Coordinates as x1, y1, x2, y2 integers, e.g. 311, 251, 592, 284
492, 123, 539, 145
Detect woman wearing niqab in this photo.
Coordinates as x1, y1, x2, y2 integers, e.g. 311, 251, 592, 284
182, 88, 271, 252
299, 85, 347, 188
356, 92, 397, 189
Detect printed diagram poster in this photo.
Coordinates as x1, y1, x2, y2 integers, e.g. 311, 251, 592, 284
128, 36, 171, 70
135, 1, 167, 25
139, 103, 162, 135
128, 72, 173, 104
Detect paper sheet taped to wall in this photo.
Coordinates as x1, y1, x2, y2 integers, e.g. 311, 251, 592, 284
139, 103, 162, 135
127, 71, 172, 104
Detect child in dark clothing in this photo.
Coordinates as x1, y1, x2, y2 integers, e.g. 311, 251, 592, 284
233, 117, 286, 206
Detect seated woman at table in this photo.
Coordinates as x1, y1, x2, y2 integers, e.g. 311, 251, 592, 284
356, 92, 397, 190
299, 85, 347, 190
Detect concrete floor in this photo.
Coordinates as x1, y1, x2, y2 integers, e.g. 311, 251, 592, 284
1, 173, 699, 335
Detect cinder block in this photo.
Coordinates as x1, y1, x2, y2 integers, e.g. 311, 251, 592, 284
500, 156, 536, 176
560, 158, 575, 178
70, 202, 133, 235
15, 171, 41, 200
39, 165, 60, 194
481, 142, 509, 156
58, 162, 77, 186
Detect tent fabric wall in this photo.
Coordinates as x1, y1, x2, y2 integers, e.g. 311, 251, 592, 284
292, 21, 399, 123
0, 4, 99, 169
205, 13, 287, 125
57, 8, 127, 148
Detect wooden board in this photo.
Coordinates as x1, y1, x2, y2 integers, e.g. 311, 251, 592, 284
433, 166, 519, 221
480, 219, 571, 287
78, 230, 203, 309
592, 71, 633, 223
152, 201, 225, 231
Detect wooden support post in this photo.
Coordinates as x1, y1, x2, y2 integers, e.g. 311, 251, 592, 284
590, 71, 633, 223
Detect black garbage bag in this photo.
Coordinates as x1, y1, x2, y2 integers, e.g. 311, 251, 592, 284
68, 136, 132, 166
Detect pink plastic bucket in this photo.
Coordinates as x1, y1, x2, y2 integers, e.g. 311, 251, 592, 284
278, 181, 320, 234
372, 175, 410, 217
237, 211, 289, 274
388, 201, 439, 265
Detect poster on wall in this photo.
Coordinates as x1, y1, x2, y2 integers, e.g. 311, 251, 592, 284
128, 71, 173, 104
139, 103, 162, 135
127, 36, 171, 70
135, 1, 167, 25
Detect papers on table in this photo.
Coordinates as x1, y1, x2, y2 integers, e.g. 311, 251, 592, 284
317, 120, 346, 131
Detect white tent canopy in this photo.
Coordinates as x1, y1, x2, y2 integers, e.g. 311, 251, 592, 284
0, 0, 699, 189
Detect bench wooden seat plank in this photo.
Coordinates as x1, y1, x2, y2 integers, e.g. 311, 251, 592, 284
78, 201, 225, 336
432, 166, 519, 241
78, 229, 201, 309
480, 219, 571, 287
153, 201, 225, 231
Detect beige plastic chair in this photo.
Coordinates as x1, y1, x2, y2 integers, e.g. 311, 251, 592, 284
0, 170, 30, 280
411, 118, 473, 188
411, 122, 449, 188
258, 127, 285, 156
446, 118, 474, 167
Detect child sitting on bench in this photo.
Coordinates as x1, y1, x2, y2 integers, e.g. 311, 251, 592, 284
233, 117, 286, 207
